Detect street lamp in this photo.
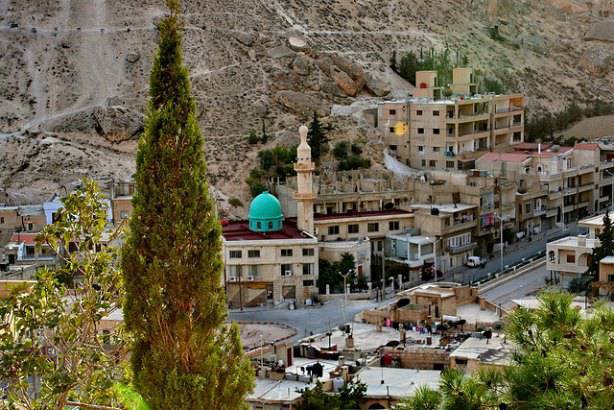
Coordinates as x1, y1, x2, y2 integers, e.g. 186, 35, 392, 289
494, 213, 507, 274
338, 268, 354, 327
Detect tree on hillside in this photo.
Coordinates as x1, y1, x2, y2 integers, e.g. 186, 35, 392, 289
307, 111, 329, 161
390, 50, 398, 73
121, 1, 253, 408
585, 213, 614, 283
399, 51, 420, 86
0, 180, 126, 409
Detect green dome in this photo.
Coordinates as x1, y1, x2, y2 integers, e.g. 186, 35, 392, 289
248, 191, 284, 232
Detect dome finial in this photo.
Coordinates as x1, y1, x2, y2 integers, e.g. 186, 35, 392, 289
299, 125, 308, 143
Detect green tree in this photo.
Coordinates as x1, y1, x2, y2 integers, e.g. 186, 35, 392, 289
296, 380, 366, 410
308, 111, 329, 161
586, 213, 614, 289
0, 179, 125, 409
260, 117, 269, 144
332, 140, 349, 160
247, 129, 259, 144
399, 50, 420, 85
120, 2, 254, 408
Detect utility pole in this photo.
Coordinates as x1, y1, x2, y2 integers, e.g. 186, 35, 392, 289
339, 269, 353, 326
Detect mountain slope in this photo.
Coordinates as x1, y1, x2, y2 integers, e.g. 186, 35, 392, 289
1, 0, 614, 204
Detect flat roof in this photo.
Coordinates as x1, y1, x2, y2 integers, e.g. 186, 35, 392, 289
478, 152, 531, 163
450, 335, 514, 366
8, 232, 40, 246
222, 220, 313, 241
356, 367, 440, 399
548, 236, 599, 248
579, 212, 614, 228
314, 209, 413, 221
601, 256, 614, 264
247, 378, 311, 404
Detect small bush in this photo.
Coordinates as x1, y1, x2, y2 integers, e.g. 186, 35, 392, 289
247, 129, 259, 145
229, 198, 243, 208
333, 141, 349, 160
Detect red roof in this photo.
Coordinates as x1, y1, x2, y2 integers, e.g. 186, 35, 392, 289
478, 152, 531, 163
222, 220, 311, 241
9, 232, 39, 246
574, 143, 599, 151
512, 142, 552, 152
314, 209, 413, 221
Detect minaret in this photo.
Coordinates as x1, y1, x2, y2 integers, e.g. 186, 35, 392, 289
294, 125, 316, 234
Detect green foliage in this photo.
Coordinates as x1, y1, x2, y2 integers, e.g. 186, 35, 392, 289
332, 141, 349, 160
488, 25, 504, 42
296, 380, 366, 410
399, 48, 461, 89
0, 179, 125, 409
308, 111, 329, 161
121, 3, 254, 408
482, 77, 506, 94
390, 50, 398, 73
396, 385, 441, 410
583, 213, 614, 292
228, 197, 244, 208
317, 253, 358, 293
338, 155, 371, 171
247, 129, 259, 144
526, 100, 614, 142
245, 146, 297, 198
114, 383, 151, 410
261, 117, 269, 144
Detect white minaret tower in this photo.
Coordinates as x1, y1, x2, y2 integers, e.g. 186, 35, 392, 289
294, 125, 316, 234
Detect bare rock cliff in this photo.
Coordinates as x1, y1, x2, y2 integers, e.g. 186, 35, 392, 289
1, 0, 614, 203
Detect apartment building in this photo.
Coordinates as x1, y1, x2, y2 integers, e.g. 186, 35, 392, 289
378, 68, 524, 171
595, 256, 614, 298
546, 211, 612, 288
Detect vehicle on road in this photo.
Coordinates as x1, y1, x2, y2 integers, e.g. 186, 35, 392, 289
465, 256, 487, 268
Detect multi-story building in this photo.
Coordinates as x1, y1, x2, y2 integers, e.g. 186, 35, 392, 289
546, 211, 612, 288
378, 68, 524, 171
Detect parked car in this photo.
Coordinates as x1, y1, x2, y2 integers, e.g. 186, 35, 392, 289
465, 256, 487, 268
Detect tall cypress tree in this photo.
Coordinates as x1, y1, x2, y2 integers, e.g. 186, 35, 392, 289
121, 1, 253, 408
307, 111, 328, 162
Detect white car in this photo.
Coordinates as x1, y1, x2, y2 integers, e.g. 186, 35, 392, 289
465, 256, 487, 268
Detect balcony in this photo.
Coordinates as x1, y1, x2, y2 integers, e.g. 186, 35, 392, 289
448, 242, 477, 255
546, 208, 559, 218
444, 219, 477, 235
546, 261, 587, 274
533, 208, 546, 217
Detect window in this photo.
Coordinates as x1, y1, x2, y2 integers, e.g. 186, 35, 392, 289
0, 216, 4, 224
389, 127, 395, 133
390, 145, 397, 151
389, 221, 400, 230
389, 109, 396, 115
525, 203, 531, 213
302, 248, 315, 256
368, 223, 379, 232
120, 210, 129, 219
433, 110, 440, 116
303, 280, 315, 287
281, 249, 293, 257
281, 264, 293, 276
416, 110, 423, 116
256, 221, 262, 229
446, 161, 455, 168
328, 225, 340, 235
432, 146, 440, 152
229, 250, 242, 259
566, 254, 575, 263
421, 159, 426, 167
418, 146, 424, 152
228, 265, 241, 279
248, 250, 260, 258
348, 224, 359, 234
418, 128, 425, 134
302, 263, 313, 275
433, 128, 440, 135
448, 127, 454, 135
377, 241, 383, 251
608, 274, 614, 282
247, 265, 258, 277
27, 223, 33, 231
429, 160, 437, 167
513, 132, 522, 142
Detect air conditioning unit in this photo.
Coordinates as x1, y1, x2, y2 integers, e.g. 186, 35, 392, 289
247, 275, 254, 281
229, 277, 237, 282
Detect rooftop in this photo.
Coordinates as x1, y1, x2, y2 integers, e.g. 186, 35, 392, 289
548, 236, 599, 248
300, 322, 401, 353
478, 152, 531, 163
600, 256, 614, 264
8, 232, 39, 246
356, 367, 441, 399
314, 209, 413, 221
578, 212, 614, 228
247, 378, 311, 404
222, 220, 314, 242
450, 335, 514, 366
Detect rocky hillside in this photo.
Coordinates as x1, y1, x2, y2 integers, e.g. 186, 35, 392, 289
1, 0, 614, 206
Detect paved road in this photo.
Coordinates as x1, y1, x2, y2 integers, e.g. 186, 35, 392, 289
447, 223, 578, 284
480, 263, 551, 310
229, 298, 380, 342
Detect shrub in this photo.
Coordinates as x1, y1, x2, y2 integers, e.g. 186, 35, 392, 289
247, 129, 259, 144
228, 197, 243, 208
